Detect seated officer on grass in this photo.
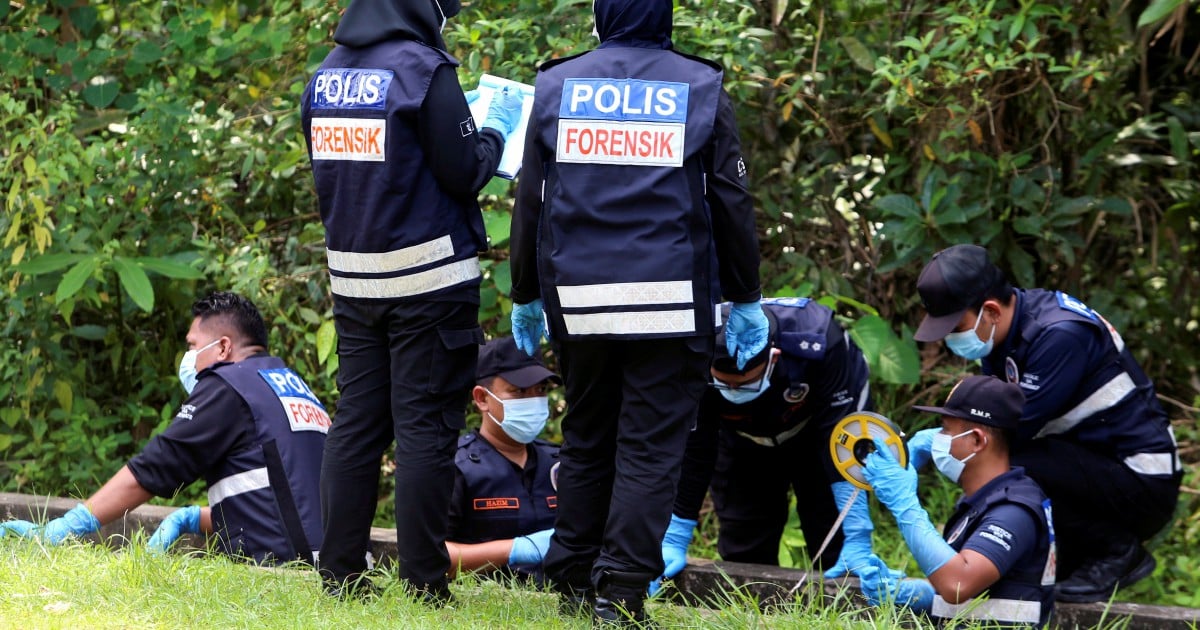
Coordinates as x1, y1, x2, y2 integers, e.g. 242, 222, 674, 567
444, 336, 561, 579
0, 292, 327, 566
860, 375, 1056, 629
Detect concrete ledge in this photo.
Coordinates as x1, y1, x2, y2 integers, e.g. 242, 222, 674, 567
3, 493, 1198, 628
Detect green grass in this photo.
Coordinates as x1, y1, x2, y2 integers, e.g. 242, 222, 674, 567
0, 538, 946, 629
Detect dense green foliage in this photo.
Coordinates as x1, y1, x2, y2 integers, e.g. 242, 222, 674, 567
1, 0, 1197, 607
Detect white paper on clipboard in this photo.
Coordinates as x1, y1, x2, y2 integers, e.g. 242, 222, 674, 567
467, 73, 535, 180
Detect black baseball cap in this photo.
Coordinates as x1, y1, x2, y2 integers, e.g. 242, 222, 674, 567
913, 375, 1024, 430
712, 306, 779, 375
476, 336, 561, 388
914, 244, 1007, 342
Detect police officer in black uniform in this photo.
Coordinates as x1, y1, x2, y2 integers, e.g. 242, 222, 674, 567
0, 292, 327, 565
657, 298, 895, 592
862, 375, 1056, 629
300, 0, 525, 604
912, 244, 1181, 602
445, 336, 561, 578
509, 0, 768, 624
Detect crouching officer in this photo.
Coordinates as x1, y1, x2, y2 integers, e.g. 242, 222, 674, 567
445, 336, 562, 579
861, 375, 1056, 629
656, 298, 895, 593
0, 292, 327, 565
912, 244, 1180, 601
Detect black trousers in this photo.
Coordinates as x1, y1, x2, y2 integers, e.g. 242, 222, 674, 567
543, 336, 711, 588
710, 422, 843, 568
1011, 437, 1181, 577
318, 298, 481, 588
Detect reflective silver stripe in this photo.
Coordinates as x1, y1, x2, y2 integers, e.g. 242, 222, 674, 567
932, 595, 1041, 625
208, 467, 271, 506
737, 420, 807, 447
556, 281, 693, 309
326, 236, 454, 274
1034, 372, 1136, 438
329, 257, 481, 299
1124, 452, 1178, 476
562, 310, 695, 336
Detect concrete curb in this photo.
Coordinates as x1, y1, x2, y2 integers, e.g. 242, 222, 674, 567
3, 493, 1197, 628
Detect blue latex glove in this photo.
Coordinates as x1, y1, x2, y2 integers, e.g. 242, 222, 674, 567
482, 86, 524, 139
859, 558, 935, 612
863, 438, 956, 576
823, 481, 903, 580
147, 505, 202, 553
650, 514, 697, 596
464, 89, 481, 105
906, 428, 940, 472
511, 299, 546, 356
508, 528, 553, 566
16, 503, 102, 545
725, 301, 770, 370
0, 520, 38, 538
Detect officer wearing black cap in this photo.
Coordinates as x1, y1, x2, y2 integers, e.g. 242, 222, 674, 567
655, 298, 895, 592
911, 244, 1181, 603
861, 375, 1056, 629
445, 336, 561, 578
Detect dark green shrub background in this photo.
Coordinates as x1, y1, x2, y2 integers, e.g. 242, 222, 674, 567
1, 0, 1196, 606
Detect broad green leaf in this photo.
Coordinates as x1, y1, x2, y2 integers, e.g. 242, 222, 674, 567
135, 256, 204, 279
71, 324, 109, 341
82, 79, 120, 108
848, 314, 892, 364
113, 256, 154, 312
875, 194, 923, 219
56, 257, 97, 303
839, 36, 876, 72
1137, 0, 1186, 27
316, 319, 337, 365
53, 380, 73, 415
875, 338, 921, 385
492, 259, 512, 295
16, 253, 85, 275
482, 209, 512, 247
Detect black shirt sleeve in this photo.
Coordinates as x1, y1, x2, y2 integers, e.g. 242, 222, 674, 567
510, 101, 546, 304
418, 64, 506, 202
447, 463, 468, 541
126, 372, 256, 498
705, 89, 761, 303
673, 392, 722, 520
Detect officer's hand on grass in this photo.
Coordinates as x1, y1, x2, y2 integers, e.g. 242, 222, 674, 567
725, 301, 769, 370
1, 504, 101, 544
508, 528, 553, 566
864, 438, 955, 576
511, 299, 546, 356
147, 505, 201, 553
823, 481, 904, 581
859, 556, 934, 612
905, 428, 940, 472
482, 86, 525, 139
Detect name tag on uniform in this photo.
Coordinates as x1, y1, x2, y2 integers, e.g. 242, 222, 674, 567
473, 497, 519, 511
258, 368, 331, 434
557, 78, 688, 167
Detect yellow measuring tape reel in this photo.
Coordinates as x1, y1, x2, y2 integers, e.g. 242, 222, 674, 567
829, 411, 908, 491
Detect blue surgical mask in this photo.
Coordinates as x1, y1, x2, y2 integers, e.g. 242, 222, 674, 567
178, 339, 221, 394
931, 429, 979, 483
486, 390, 549, 444
715, 358, 776, 405
945, 309, 995, 360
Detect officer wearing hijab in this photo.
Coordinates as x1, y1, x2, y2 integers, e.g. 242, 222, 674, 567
911, 244, 1181, 603
862, 376, 1056, 629
300, 0, 525, 605
508, 1, 768, 625
0, 292, 327, 566
444, 336, 561, 579
657, 298, 896, 593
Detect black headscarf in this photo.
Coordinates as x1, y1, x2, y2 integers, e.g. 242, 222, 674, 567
594, 0, 673, 50
334, 0, 461, 50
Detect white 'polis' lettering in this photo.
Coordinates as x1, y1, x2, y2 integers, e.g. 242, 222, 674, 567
568, 83, 679, 118
311, 69, 392, 110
